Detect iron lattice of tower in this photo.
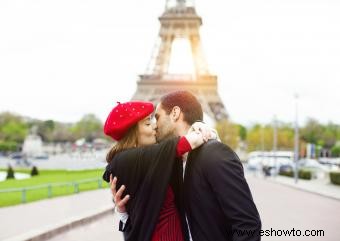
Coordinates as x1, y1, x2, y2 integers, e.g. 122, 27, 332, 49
131, 0, 228, 121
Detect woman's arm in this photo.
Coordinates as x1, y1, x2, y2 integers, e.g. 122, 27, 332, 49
177, 121, 220, 156
176, 136, 192, 157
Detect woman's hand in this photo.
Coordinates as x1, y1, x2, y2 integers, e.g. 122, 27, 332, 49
185, 121, 214, 149
110, 174, 130, 213
185, 129, 206, 149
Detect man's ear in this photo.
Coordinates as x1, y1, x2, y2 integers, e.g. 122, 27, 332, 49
170, 106, 181, 122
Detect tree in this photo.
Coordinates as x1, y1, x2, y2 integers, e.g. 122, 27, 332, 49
0, 112, 28, 143
215, 119, 240, 150
322, 123, 339, 148
300, 118, 323, 144
300, 119, 340, 152
238, 124, 247, 141
277, 124, 294, 150
52, 123, 75, 142
246, 124, 272, 151
37, 120, 55, 142
6, 165, 15, 179
0, 141, 18, 152
246, 123, 294, 152
31, 166, 39, 176
70, 114, 104, 142
331, 144, 340, 157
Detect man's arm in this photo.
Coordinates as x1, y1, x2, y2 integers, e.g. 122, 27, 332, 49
111, 134, 210, 230
204, 142, 262, 241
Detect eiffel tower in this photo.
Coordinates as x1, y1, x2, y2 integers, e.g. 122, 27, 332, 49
131, 0, 228, 122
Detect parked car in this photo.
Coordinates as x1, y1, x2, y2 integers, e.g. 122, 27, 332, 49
297, 158, 330, 178
247, 151, 294, 175
34, 153, 49, 160
9, 152, 25, 160
279, 164, 294, 173
297, 159, 329, 171
319, 158, 340, 168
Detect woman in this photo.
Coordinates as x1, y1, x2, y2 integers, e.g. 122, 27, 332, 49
102, 101, 211, 241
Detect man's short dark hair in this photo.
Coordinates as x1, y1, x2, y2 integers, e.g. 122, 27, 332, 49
160, 90, 203, 125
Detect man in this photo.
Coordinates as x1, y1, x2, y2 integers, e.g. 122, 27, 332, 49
113, 90, 261, 240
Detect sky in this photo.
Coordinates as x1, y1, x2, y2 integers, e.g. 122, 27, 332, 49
0, 0, 339, 126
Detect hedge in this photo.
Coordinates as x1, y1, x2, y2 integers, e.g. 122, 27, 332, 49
330, 172, 340, 185
279, 169, 312, 180
0, 141, 18, 152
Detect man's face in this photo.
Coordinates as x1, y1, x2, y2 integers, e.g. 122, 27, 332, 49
154, 103, 176, 142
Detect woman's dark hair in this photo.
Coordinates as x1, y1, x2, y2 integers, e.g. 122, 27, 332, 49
106, 124, 139, 163
160, 90, 203, 125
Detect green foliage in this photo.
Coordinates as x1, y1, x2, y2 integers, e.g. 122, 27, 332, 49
279, 169, 312, 180
246, 119, 339, 156
238, 124, 247, 140
0, 141, 18, 152
0, 169, 104, 207
330, 172, 340, 185
36, 120, 55, 142
246, 123, 294, 152
0, 113, 27, 152
0, 169, 103, 189
300, 118, 323, 144
1, 110, 338, 157
51, 122, 75, 142
279, 170, 294, 178
70, 114, 104, 142
301, 119, 340, 148
0, 112, 105, 144
298, 169, 312, 180
1, 122, 28, 142
0, 112, 28, 143
215, 120, 240, 149
27, 119, 74, 142
331, 145, 340, 157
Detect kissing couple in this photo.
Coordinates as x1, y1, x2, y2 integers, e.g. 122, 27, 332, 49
103, 90, 261, 241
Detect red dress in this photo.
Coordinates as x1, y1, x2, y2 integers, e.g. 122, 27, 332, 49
151, 186, 184, 241
151, 137, 191, 241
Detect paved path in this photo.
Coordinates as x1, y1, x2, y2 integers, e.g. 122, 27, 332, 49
263, 174, 340, 200
248, 176, 340, 240
1, 176, 340, 241
37, 177, 340, 241
0, 188, 114, 241
48, 212, 124, 241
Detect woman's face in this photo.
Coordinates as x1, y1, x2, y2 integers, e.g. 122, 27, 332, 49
137, 114, 156, 146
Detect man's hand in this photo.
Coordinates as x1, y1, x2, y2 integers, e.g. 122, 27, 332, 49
110, 174, 130, 213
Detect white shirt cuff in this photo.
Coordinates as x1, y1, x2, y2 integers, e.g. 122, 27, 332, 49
116, 208, 129, 225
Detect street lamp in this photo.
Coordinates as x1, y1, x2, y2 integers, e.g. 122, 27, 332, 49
273, 115, 278, 177
294, 94, 299, 184
261, 125, 265, 177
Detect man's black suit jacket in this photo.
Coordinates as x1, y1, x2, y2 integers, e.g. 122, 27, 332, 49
183, 140, 261, 241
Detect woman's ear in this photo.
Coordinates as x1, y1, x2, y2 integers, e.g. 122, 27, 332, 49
171, 106, 181, 122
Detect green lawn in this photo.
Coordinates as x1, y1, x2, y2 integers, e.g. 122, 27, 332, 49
0, 169, 109, 207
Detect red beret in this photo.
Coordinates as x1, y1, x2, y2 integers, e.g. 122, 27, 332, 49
104, 101, 154, 141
